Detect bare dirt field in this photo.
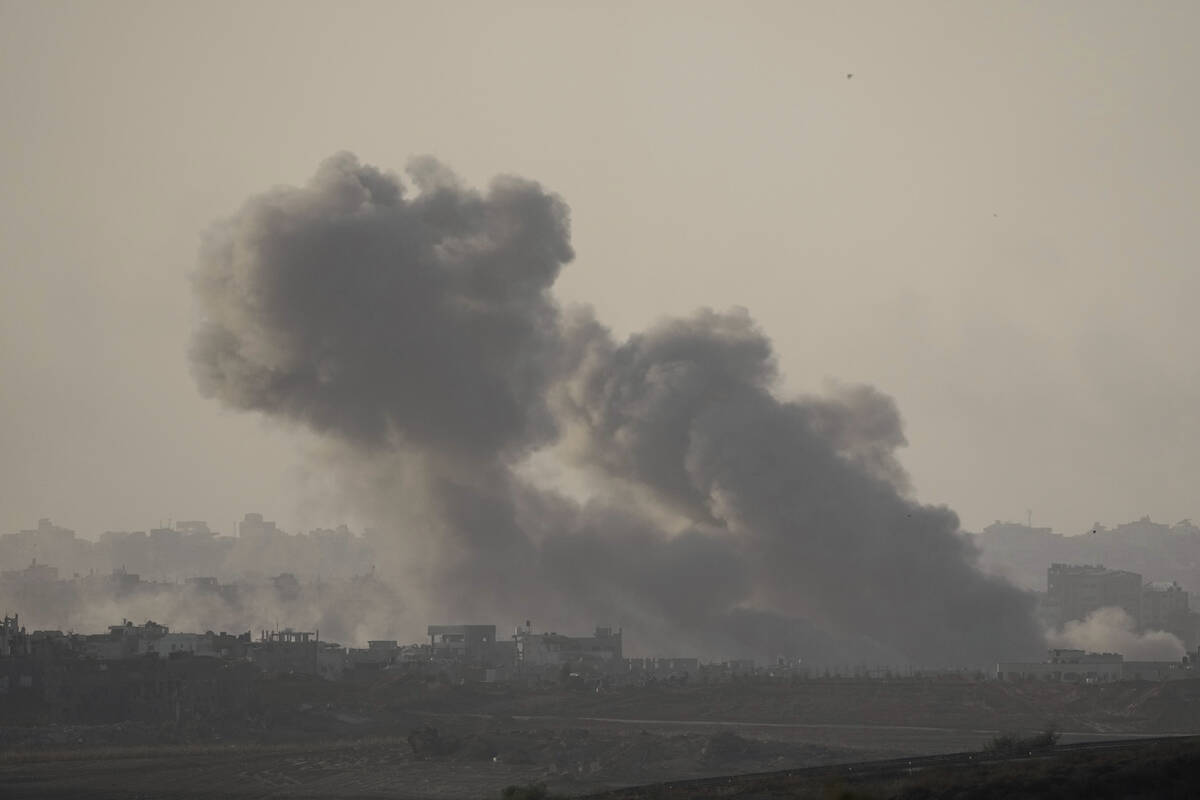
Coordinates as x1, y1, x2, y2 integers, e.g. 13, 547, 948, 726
3, 677, 1199, 798
0, 717, 893, 799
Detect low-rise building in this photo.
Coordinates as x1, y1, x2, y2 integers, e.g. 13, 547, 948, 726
997, 649, 1124, 682
515, 623, 623, 671
142, 633, 206, 658
347, 640, 400, 670
249, 629, 318, 676
427, 625, 501, 665
996, 648, 1193, 682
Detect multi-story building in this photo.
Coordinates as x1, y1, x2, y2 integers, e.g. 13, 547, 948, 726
347, 639, 400, 670
1143, 582, 1189, 630
0, 559, 59, 584
1142, 581, 1196, 646
250, 628, 319, 675
237, 512, 281, 540
1045, 563, 1143, 627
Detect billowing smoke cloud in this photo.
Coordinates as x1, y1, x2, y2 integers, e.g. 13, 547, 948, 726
556, 310, 1040, 663
190, 153, 1043, 666
1048, 607, 1186, 661
192, 152, 571, 459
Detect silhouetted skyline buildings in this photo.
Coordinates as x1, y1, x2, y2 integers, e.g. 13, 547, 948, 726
6, 512, 1200, 662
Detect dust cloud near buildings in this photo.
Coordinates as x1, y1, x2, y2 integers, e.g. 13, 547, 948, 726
185, 153, 1042, 667
14, 155, 1200, 671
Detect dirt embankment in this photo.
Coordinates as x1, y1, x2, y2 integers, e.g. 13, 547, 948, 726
586, 736, 1200, 800
388, 678, 1200, 735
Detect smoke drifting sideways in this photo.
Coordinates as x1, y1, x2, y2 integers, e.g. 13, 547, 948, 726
190, 153, 1043, 666
1048, 608, 1186, 662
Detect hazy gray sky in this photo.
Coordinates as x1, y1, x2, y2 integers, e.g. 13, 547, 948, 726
2, 0, 1197, 539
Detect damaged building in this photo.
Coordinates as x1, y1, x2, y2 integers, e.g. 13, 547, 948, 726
250, 629, 346, 680
514, 623, 623, 673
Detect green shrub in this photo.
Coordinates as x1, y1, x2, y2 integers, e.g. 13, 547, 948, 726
500, 782, 564, 800
984, 725, 1059, 756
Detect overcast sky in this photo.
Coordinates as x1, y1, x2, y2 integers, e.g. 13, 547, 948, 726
2, 0, 1197, 539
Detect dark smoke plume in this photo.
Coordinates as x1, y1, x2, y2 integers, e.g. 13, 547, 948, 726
191, 153, 1042, 665
192, 152, 570, 459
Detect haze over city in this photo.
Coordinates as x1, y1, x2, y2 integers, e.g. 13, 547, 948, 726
3, 1, 1198, 544
5, 4, 1200, 798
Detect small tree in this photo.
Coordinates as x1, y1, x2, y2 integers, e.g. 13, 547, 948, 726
501, 783, 561, 800
985, 725, 1059, 756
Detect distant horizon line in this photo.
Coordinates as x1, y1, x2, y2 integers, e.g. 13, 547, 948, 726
10, 512, 1199, 541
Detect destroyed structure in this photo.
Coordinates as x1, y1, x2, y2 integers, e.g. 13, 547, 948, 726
514, 622, 623, 669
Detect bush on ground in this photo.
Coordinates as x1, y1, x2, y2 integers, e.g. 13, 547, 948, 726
500, 782, 564, 800
985, 725, 1059, 756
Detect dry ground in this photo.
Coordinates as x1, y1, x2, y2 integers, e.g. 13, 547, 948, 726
3, 677, 1199, 798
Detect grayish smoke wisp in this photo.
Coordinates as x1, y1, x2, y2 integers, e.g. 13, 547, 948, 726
190, 153, 1043, 665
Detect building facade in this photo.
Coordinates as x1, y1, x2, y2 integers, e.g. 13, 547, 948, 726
1045, 563, 1143, 627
